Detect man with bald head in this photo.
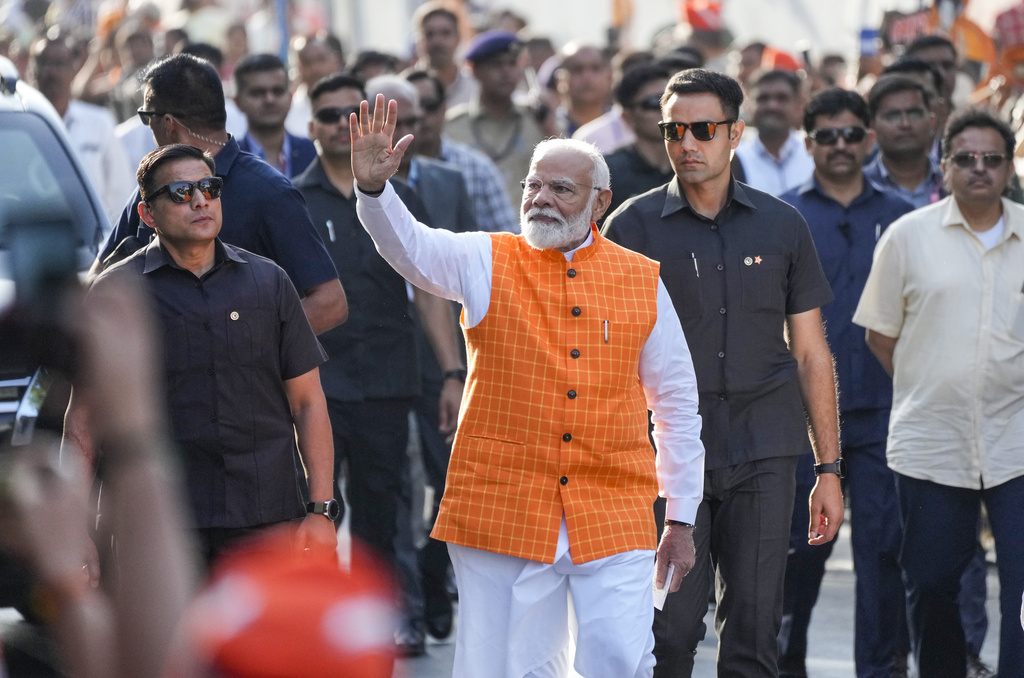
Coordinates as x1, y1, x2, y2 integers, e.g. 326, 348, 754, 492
352, 98, 705, 677
556, 42, 614, 136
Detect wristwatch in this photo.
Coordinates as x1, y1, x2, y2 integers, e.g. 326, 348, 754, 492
443, 368, 468, 382
813, 459, 846, 479
306, 499, 341, 521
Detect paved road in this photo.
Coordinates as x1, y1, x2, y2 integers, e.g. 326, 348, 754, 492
395, 523, 1003, 677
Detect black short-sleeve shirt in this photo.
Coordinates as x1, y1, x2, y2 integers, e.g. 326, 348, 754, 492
93, 238, 328, 528
99, 137, 339, 295
602, 178, 833, 469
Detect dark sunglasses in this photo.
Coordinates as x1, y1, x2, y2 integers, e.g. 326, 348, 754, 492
949, 151, 1008, 170
137, 109, 183, 126
147, 177, 224, 203
658, 119, 733, 142
632, 94, 662, 112
809, 126, 868, 146
313, 106, 360, 124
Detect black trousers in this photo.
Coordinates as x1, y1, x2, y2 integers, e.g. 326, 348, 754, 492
654, 455, 798, 677
327, 397, 413, 562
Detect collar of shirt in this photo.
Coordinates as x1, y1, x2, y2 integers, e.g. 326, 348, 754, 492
292, 156, 353, 202
795, 172, 882, 208
242, 133, 292, 175
661, 176, 757, 220
751, 129, 805, 165
865, 153, 943, 190
142, 236, 245, 275
213, 135, 241, 177
940, 196, 1024, 244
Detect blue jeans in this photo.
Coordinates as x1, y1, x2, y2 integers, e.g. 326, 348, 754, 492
896, 472, 1024, 678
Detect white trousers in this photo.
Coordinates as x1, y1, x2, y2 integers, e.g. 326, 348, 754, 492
448, 518, 656, 678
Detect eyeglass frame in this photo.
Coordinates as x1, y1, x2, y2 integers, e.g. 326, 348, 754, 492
658, 119, 735, 143
137, 108, 186, 126
145, 177, 224, 204
948, 151, 1009, 170
313, 106, 361, 125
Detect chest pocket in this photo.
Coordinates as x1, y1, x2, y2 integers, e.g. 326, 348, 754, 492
226, 308, 268, 365
739, 253, 788, 313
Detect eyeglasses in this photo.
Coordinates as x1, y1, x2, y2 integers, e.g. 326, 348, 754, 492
877, 108, 928, 125
658, 119, 734, 142
632, 94, 662, 112
949, 151, 1008, 170
137, 109, 184, 126
421, 98, 444, 113
313, 106, 360, 124
520, 178, 601, 199
146, 177, 224, 203
808, 126, 868, 146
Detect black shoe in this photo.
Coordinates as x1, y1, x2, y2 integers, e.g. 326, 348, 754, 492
425, 606, 453, 640
395, 626, 426, 658
967, 653, 995, 678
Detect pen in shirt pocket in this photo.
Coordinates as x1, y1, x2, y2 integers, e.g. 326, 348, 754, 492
691, 252, 699, 278
326, 219, 336, 242
604, 319, 609, 343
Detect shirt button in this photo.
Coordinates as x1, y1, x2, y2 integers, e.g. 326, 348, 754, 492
571, 349, 580, 359
209, 415, 217, 423
710, 225, 718, 231
718, 351, 725, 358
562, 433, 572, 442
206, 367, 214, 376
567, 269, 577, 278
717, 264, 724, 271
560, 476, 569, 485
567, 390, 577, 399
718, 393, 728, 401
571, 307, 582, 317
203, 321, 211, 330
719, 307, 726, 315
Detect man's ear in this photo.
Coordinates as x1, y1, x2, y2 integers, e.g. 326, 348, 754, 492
590, 188, 613, 223
139, 199, 157, 230
729, 119, 745, 149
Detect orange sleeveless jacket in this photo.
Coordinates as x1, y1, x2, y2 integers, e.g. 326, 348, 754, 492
431, 227, 661, 564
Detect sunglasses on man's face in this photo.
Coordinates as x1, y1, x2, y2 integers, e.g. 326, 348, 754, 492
632, 95, 663, 112
313, 106, 360, 125
658, 119, 734, 142
421, 98, 444, 113
949, 151, 1008, 170
808, 126, 868, 146
147, 177, 224, 204
137, 108, 183, 126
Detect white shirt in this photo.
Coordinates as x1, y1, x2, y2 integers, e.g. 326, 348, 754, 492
355, 182, 705, 523
572, 107, 636, 154
853, 197, 1024, 490
734, 129, 814, 197
63, 100, 135, 229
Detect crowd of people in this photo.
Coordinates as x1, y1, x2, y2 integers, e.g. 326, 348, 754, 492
1, 1, 1024, 677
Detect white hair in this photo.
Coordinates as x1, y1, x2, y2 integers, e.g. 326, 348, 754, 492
530, 138, 610, 190
365, 74, 421, 112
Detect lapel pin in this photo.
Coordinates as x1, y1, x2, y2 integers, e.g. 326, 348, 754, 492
230, 311, 240, 320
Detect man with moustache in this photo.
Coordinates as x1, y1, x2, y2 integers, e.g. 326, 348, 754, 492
352, 97, 705, 677
85, 144, 337, 565
854, 109, 1024, 678
777, 88, 913, 678
602, 69, 843, 677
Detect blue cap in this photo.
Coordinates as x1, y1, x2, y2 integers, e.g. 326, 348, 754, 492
464, 30, 521, 63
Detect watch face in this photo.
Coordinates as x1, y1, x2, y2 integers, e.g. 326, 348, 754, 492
325, 499, 341, 521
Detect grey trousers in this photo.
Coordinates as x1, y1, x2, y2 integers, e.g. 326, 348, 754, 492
653, 455, 799, 677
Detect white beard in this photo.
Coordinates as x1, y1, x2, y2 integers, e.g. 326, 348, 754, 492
520, 205, 593, 251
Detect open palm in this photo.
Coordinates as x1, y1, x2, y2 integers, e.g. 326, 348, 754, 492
350, 93, 415, 193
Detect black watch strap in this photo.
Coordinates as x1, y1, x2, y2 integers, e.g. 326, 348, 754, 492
443, 368, 468, 382
307, 499, 340, 521
813, 459, 846, 479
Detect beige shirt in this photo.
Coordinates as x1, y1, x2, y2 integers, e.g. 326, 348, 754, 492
445, 97, 546, 208
853, 196, 1024, 489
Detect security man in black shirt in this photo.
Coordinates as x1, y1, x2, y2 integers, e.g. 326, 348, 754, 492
603, 68, 843, 678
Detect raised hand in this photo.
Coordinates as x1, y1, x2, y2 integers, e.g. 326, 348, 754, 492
350, 93, 415, 194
